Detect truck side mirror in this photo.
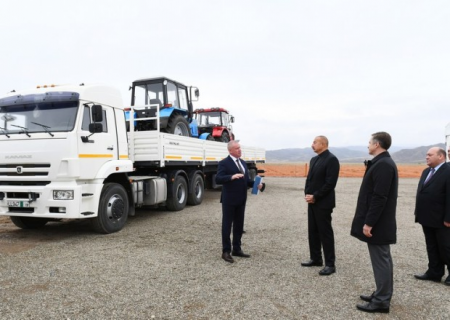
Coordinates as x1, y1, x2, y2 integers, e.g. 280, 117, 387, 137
92, 104, 103, 122
195, 88, 199, 98
89, 123, 103, 133
230, 116, 235, 123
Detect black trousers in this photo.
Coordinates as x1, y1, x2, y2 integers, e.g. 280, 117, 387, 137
422, 225, 450, 278
307, 205, 336, 266
222, 203, 245, 253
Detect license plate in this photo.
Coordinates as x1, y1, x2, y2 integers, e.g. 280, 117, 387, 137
7, 200, 30, 208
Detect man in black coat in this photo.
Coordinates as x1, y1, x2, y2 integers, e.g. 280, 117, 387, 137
350, 132, 398, 314
301, 136, 340, 276
215, 140, 264, 263
414, 147, 450, 286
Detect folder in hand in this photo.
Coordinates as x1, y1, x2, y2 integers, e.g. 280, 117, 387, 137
252, 176, 263, 195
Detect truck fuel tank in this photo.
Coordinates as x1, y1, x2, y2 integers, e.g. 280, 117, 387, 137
131, 176, 167, 206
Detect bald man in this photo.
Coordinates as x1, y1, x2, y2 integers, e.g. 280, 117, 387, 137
414, 147, 450, 286
301, 136, 340, 276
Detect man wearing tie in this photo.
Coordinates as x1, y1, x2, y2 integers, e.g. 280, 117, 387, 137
414, 147, 450, 286
215, 140, 264, 263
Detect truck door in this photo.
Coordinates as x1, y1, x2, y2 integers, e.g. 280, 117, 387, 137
77, 104, 118, 179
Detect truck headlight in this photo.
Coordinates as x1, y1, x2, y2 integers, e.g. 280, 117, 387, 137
53, 190, 74, 200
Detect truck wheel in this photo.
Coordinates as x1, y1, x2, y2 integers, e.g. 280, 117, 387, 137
165, 114, 191, 137
90, 183, 129, 234
187, 173, 204, 206
216, 131, 230, 143
249, 168, 257, 181
166, 175, 188, 211
10, 216, 48, 229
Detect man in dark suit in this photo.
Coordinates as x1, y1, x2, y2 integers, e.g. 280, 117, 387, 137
350, 132, 398, 314
414, 147, 450, 286
215, 140, 264, 263
301, 136, 340, 276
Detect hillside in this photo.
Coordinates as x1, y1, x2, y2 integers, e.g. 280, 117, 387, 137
266, 143, 446, 164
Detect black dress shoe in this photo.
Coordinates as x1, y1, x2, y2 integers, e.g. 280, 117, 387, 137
232, 250, 250, 258
222, 252, 234, 263
414, 273, 441, 282
360, 292, 374, 302
356, 302, 389, 313
301, 260, 323, 267
319, 266, 336, 276
444, 277, 450, 286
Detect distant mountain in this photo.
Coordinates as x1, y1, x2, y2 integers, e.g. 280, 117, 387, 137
266, 143, 445, 164
345, 145, 403, 153
391, 143, 445, 164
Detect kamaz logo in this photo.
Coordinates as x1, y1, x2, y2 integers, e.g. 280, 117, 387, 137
169, 142, 180, 146
5, 155, 32, 159
16, 166, 23, 174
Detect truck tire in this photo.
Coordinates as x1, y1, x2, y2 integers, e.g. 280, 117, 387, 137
216, 131, 230, 143
187, 173, 204, 206
166, 175, 188, 211
249, 168, 257, 181
10, 216, 48, 229
165, 114, 191, 137
90, 183, 129, 234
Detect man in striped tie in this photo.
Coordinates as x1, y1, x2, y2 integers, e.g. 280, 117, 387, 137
414, 147, 450, 287
215, 140, 265, 263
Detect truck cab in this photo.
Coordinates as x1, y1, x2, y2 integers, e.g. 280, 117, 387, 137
0, 84, 133, 233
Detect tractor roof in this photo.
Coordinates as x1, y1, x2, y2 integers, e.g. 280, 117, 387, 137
132, 76, 187, 88
194, 107, 230, 114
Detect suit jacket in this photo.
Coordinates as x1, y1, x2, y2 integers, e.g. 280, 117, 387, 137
215, 156, 254, 206
350, 152, 398, 245
305, 149, 340, 209
415, 163, 450, 228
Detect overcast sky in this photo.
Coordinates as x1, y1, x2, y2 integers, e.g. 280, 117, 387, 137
1, 0, 449, 151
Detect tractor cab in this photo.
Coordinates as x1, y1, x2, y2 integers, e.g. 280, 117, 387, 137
194, 108, 235, 142
129, 77, 199, 136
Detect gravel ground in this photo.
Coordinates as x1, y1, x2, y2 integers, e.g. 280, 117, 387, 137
0, 177, 449, 319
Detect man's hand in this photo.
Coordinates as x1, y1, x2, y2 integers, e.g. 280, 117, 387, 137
363, 224, 373, 237
305, 194, 315, 204
444, 221, 450, 228
232, 173, 244, 180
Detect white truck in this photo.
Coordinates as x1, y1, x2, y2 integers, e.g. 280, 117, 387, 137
0, 79, 265, 233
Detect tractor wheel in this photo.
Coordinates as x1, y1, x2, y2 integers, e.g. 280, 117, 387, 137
216, 131, 230, 143
206, 134, 215, 141
165, 114, 191, 137
10, 217, 48, 229
90, 183, 129, 234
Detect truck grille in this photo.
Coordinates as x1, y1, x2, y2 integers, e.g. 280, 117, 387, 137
0, 163, 51, 177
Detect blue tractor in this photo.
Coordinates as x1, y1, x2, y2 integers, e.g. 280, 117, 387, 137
128, 77, 201, 137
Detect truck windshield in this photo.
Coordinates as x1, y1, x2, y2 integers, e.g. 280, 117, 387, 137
0, 101, 79, 136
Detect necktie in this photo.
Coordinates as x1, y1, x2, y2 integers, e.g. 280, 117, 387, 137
236, 159, 244, 174
424, 168, 435, 185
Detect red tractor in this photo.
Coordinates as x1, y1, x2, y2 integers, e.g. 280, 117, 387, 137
193, 108, 235, 142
